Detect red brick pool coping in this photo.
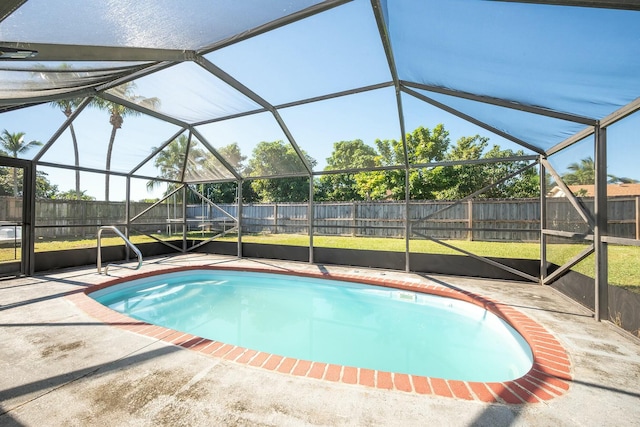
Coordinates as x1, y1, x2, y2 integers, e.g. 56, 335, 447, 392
67, 265, 572, 404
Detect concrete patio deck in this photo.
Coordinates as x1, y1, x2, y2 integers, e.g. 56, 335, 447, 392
1, 254, 639, 426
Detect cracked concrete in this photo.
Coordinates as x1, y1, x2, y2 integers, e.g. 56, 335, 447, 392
1, 254, 639, 426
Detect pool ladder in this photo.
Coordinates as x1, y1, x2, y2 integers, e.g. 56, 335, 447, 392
97, 226, 143, 275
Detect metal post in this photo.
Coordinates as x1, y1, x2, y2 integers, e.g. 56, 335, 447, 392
309, 177, 314, 264
125, 176, 131, 260
540, 159, 547, 284
182, 185, 187, 252
405, 168, 410, 272
24, 161, 36, 276
237, 180, 243, 258
594, 125, 608, 321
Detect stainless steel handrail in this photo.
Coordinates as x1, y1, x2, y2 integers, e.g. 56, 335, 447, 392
97, 226, 143, 275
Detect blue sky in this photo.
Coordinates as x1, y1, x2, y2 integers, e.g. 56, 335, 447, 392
0, 0, 638, 201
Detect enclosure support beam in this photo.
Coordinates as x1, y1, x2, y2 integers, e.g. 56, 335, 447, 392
190, 127, 242, 181
309, 178, 315, 264
414, 232, 539, 283
594, 125, 608, 321
0, 0, 26, 22
416, 161, 539, 222
371, 0, 411, 270
540, 158, 595, 230
130, 128, 186, 176
0, 42, 193, 62
540, 159, 547, 284
125, 176, 131, 261
130, 185, 182, 222
546, 126, 595, 157
194, 56, 313, 176
237, 180, 243, 259
405, 169, 411, 272
401, 81, 597, 126
198, 0, 352, 54
33, 97, 94, 163
24, 159, 36, 276
494, 1, 640, 12
542, 244, 594, 285
403, 86, 546, 156
99, 92, 190, 129
182, 185, 188, 253
600, 96, 640, 128
547, 97, 640, 157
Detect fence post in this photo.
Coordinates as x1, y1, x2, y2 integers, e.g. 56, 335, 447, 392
636, 196, 640, 240
273, 203, 278, 234
352, 201, 357, 237
467, 199, 473, 241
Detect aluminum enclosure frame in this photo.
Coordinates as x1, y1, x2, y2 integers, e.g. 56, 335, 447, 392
0, 0, 639, 325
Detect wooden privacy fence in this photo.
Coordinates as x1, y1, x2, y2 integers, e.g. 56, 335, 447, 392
187, 196, 640, 242
0, 196, 638, 242
191, 199, 541, 241
31, 199, 171, 238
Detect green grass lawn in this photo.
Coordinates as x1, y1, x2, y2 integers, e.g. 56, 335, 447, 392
1, 233, 637, 290
218, 234, 639, 290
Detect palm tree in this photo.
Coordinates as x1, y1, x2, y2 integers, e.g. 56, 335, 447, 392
50, 97, 83, 198
562, 156, 595, 185
146, 134, 206, 197
607, 175, 639, 184
0, 130, 43, 196
95, 82, 159, 201
45, 64, 92, 200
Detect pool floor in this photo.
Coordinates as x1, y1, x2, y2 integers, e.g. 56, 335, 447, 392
69, 264, 572, 404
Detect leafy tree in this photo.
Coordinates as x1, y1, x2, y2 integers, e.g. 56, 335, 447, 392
354, 125, 452, 200
0, 130, 43, 196
52, 189, 95, 200
95, 82, 160, 201
562, 156, 595, 185
482, 146, 539, 198
247, 141, 316, 202
316, 140, 377, 201
0, 168, 58, 198
435, 137, 539, 200
434, 135, 489, 200
35, 170, 59, 199
199, 180, 256, 204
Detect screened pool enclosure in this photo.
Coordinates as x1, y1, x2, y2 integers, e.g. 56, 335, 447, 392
1, 0, 640, 331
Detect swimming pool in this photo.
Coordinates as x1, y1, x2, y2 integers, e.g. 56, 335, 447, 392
90, 269, 533, 383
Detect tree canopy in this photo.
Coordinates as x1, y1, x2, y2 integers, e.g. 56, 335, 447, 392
144, 124, 539, 203
246, 141, 316, 202
316, 125, 538, 202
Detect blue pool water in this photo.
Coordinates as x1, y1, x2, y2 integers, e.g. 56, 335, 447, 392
90, 269, 533, 382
